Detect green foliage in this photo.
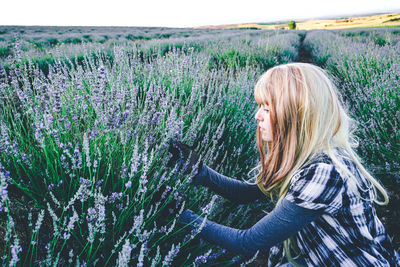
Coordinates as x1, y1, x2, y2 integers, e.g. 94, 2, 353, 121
208, 49, 248, 69
35, 56, 55, 75
46, 38, 59, 47
315, 54, 331, 66
0, 46, 12, 58
239, 27, 260, 30
159, 33, 171, 38
124, 34, 135, 40
207, 48, 277, 71
288, 21, 297, 29
31, 40, 46, 51
125, 34, 148, 41
372, 35, 387, 46
63, 37, 82, 44
343, 32, 358, 37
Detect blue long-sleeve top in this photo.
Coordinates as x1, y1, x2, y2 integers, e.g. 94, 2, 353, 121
178, 164, 324, 257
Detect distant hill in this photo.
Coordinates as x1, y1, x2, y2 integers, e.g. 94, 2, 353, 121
194, 13, 400, 30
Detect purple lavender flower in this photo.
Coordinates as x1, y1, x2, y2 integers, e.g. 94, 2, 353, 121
48, 184, 54, 191
86, 208, 97, 222
0, 171, 8, 212
108, 192, 123, 203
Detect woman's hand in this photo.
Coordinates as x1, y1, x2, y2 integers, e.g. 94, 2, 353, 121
178, 209, 202, 228
166, 140, 203, 177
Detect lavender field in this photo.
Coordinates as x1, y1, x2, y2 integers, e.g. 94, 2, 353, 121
0, 26, 399, 266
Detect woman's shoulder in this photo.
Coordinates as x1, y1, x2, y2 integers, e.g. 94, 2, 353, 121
300, 147, 352, 170
295, 149, 335, 173
286, 148, 347, 214
292, 147, 371, 197
292, 147, 350, 184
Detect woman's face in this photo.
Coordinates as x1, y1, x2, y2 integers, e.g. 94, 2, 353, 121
255, 104, 273, 142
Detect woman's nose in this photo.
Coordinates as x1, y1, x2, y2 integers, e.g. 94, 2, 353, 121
255, 109, 262, 121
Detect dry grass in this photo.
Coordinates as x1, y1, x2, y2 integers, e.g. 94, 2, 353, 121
194, 13, 400, 30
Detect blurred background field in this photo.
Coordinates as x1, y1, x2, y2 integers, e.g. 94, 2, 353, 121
0, 25, 399, 266
194, 13, 400, 30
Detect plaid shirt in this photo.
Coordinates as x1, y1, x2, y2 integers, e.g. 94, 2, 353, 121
268, 148, 400, 267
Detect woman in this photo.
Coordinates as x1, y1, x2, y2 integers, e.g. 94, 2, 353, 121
167, 63, 400, 266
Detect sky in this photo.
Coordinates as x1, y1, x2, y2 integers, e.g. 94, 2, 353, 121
1, 0, 400, 28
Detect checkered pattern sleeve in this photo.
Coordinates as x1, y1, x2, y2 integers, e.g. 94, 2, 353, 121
285, 162, 344, 215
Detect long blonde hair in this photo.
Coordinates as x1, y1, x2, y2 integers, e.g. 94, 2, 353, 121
248, 62, 389, 266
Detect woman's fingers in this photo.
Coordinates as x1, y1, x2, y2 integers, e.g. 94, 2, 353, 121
166, 141, 181, 167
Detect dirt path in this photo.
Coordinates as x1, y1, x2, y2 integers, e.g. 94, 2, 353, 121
298, 33, 313, 63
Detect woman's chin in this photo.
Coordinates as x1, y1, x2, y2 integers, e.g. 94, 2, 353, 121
261, 133, 271, 142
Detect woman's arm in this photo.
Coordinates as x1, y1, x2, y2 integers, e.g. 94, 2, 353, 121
178, 198, 324, 257
193, 164, 267, 204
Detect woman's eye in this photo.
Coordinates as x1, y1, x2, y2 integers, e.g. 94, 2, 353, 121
263, 109, 269, 112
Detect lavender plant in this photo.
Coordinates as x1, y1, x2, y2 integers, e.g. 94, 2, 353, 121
333, 28, 400, 46
0, 31, 300, 266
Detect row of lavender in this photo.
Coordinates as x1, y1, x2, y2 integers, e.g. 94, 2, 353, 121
0, 32, 301, 266
0, 26, 240, 67
0, 29, 290, 73
332, 27, 400, 46
303, 30, 400, 247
